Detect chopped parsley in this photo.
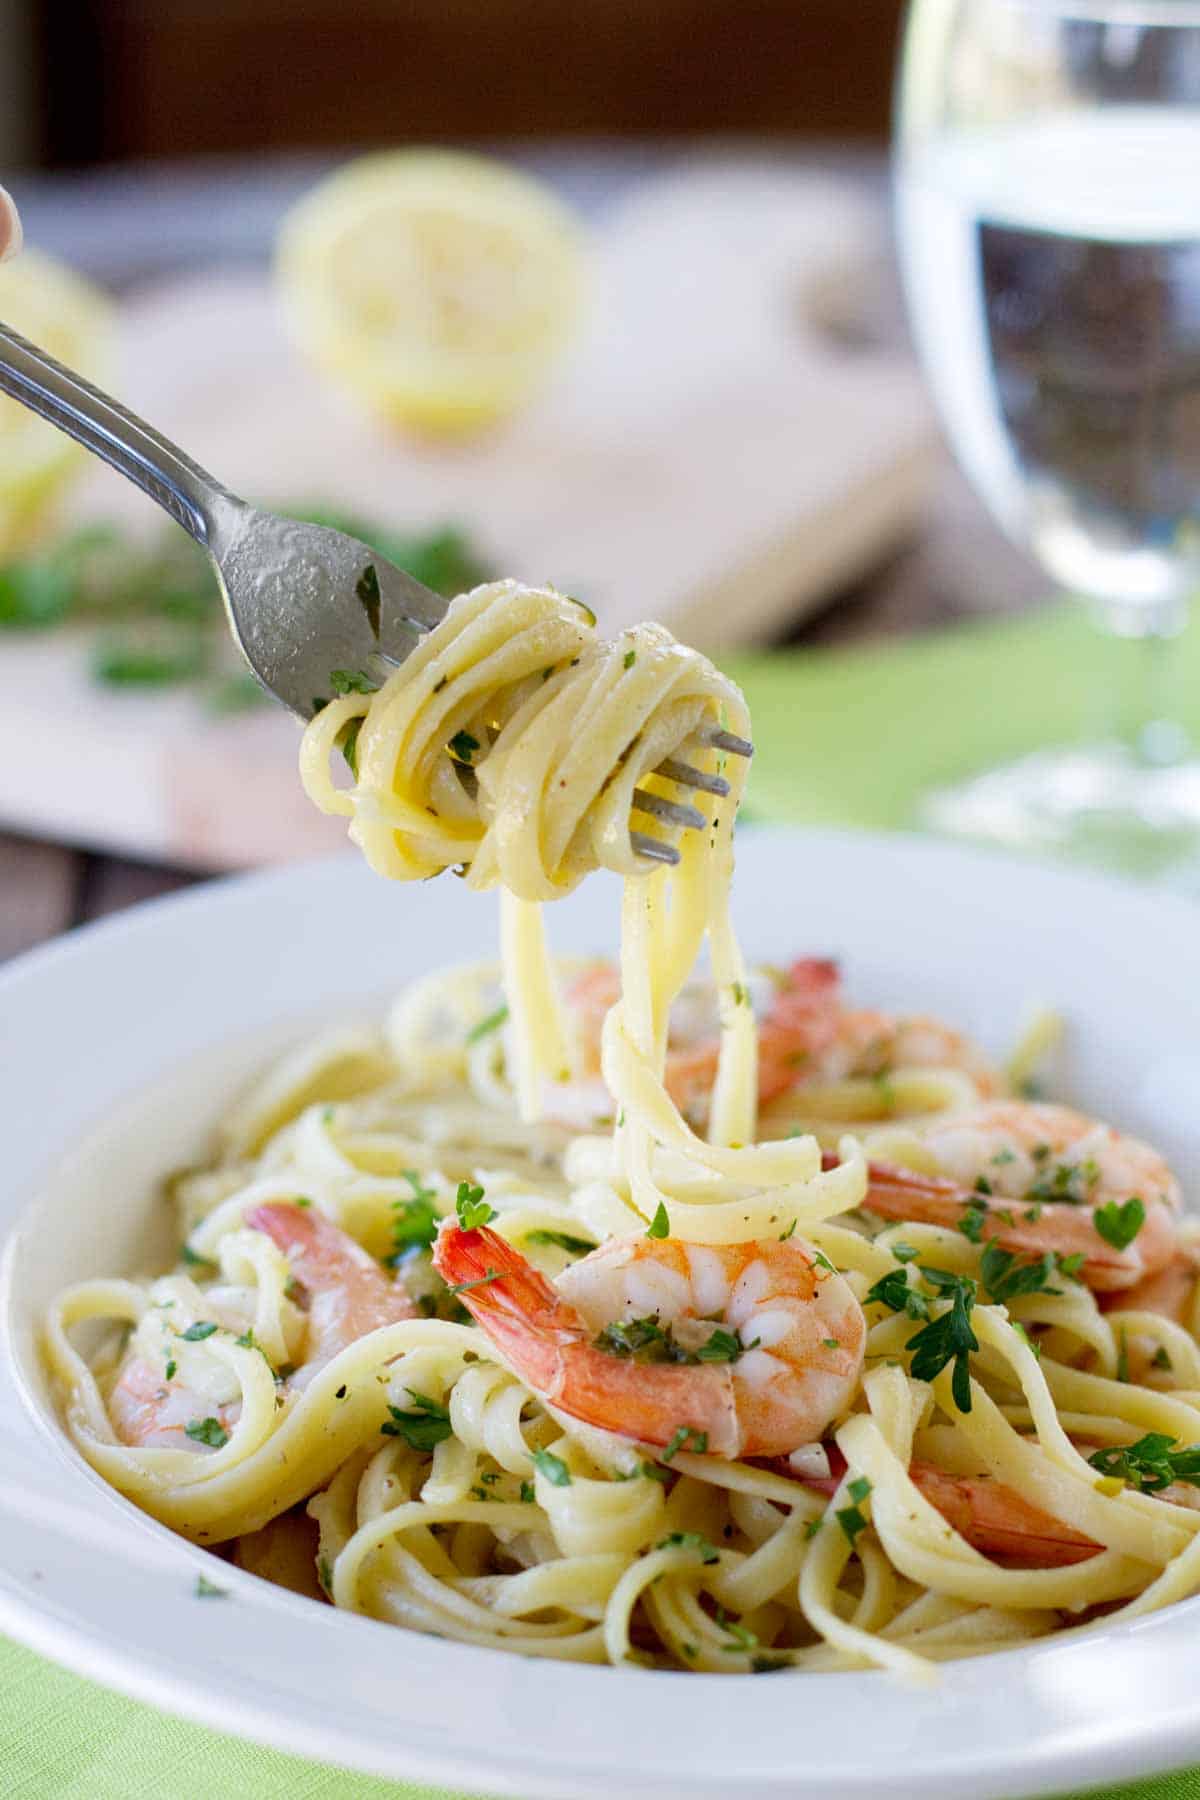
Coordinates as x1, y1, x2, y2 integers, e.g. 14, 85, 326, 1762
696, 1327, 749, 1363
596, 1315, 748, 1368
180, 1321, 218, 1342
180, 1244, 216, 1271
646, 1201, 670, 1240
835, 1476, 872, 1546
891, 1242, 919, 1264
871, 1073, 898, 1114
455, 1182, 495, 1231
1116, 1327, 1130, 1384
164, 1358, 177, 1381
597, 1316, 671, 1359
329, 668, 376, 695
1088, 1433, 1200, 1494
194, 1574, 228, 1599
380, 1391, 452, 1450
531, 1448, 572, 1487
904, 1270, 978, 1412
339, 717, 362, 777
958, 1199, 988, 1244
466, 1004, 508, 1044
779, 1218, 798, 1241
1152, 1346, 1174, 1372
623, 648, 636, 669
447, 1270, 502, 1296
184, 1417, 229, 1449
1093, 1197, 1146, 1250
803, 1516, 823, 1540
525, 1229, 597, 1255
386, 1170, 440, 1263
864, 1267, 929, 1322
656, 1531, 719, 1565
1026, 1158, 1100, 1206
519, 1480, 536, 1503
234, 1328, 274, 1369
716, 1607, 758, 1652
731, 981, 749, 1008
980, 1242, 1062, 1306
812, 1250, 837, 1276
317, 1554, 333, 1595
448, 729, 480, 763
821, 1337, 841, 1351
662, 1426, 708, 1463
355, 562, 381, 637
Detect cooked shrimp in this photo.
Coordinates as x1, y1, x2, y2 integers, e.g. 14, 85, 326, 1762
851, 1101, 1181, 1294
566, 957, 997, 1128
1101, 1247, 1200, 1325
108, 1206, 414, 1447
246, 1201, 415, 1385
108, 1277, 254, 1450
667, 958, 844, 1121
108, 1355, 240, 1451
787, 1448, 1101, 1568
432, 1223, 866, 1458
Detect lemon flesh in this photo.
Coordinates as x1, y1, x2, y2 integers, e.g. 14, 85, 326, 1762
276, 151, 585, 436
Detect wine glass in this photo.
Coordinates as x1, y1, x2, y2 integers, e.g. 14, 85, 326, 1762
895, 0, 1200, 879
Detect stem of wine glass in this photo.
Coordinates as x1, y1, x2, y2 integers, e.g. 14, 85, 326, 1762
1093, 593, 1192, 769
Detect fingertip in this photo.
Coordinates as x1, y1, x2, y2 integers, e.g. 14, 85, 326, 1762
0, 186, 22, 262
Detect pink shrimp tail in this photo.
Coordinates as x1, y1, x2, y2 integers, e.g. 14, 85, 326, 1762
433, 1223, 576, 1393
773, 1445, 1101, 1567
907, 1464, 1101, 1566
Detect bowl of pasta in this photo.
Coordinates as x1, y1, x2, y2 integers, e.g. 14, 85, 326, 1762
0, 570, 1194, 1799
0, 823, 1198, 1800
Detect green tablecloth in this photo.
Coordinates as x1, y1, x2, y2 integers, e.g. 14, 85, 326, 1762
8, 601, 1200, 1799
726, 602, 1200, 836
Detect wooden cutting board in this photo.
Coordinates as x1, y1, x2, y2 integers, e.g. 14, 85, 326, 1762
0, 161, 936, 870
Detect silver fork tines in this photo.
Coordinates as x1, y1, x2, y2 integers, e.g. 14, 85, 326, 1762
630, 733, 753, 864
704, 728, 755, 758
632, 788, 706, 831
656, 757, 730, 797
630, 831, 683, 866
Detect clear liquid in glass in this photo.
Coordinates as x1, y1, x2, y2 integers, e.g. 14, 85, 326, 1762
897, 109, 1200, 624
896, 108, 1200, 875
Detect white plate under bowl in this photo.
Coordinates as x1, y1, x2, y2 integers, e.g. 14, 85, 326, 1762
0, 828, 1197, 1800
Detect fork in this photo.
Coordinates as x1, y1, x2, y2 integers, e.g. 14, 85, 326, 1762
0, 320, 751, 864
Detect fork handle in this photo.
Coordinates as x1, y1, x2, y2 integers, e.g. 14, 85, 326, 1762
0, 319, 241, 546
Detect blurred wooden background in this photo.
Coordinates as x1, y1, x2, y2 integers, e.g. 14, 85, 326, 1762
35, 0, 904, 166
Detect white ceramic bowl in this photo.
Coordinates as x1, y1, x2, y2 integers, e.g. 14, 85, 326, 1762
0, 829, 1197, 1799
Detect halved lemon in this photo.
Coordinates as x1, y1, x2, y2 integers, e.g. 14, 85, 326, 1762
275, 151, 585, 436
0, 249, 113, 550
